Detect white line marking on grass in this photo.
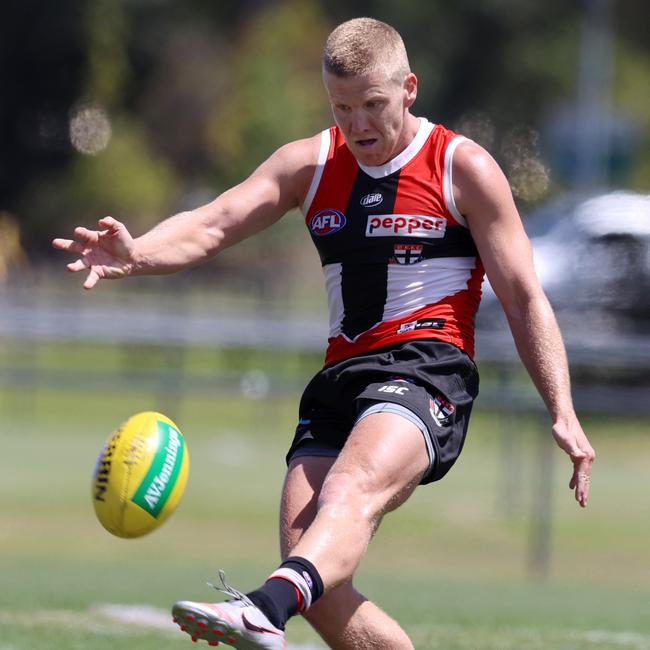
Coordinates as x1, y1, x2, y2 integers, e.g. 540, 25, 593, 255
93, 604, 326, 647
0, 605, 326, 648
407, 622, 650, 649
580, 630, 650, 648
0, 608, 125, 637
91, 603, 178, 631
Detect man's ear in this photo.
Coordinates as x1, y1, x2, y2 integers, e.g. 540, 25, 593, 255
404, 73, 418, 108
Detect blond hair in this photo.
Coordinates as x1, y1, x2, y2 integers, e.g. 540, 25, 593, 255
323, 18, 410, 81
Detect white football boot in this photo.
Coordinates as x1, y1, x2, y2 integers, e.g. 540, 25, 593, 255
172, 571, 286, 649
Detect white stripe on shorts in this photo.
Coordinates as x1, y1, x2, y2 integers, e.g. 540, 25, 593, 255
355, 402, 435, 476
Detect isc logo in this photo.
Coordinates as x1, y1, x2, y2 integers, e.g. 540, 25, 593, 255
309, 209, 347, 236
377, 384, 409, 395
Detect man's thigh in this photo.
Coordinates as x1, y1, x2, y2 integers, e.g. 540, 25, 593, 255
284, 412, 429, 550
321, 411, 429, 517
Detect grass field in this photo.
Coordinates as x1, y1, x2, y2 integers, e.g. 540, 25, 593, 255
1, 342, 650, 649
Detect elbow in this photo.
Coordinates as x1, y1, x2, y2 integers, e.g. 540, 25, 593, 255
500, 289, 553, 326
203, 223, 227, 257
197, 210, 228, 258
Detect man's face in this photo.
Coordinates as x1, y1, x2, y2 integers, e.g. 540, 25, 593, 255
323, 68, 418, 166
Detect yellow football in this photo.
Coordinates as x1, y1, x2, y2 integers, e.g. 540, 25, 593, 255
91, 411, 189, 538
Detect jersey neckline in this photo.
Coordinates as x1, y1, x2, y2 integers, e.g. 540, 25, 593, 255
357, 117, 435, 179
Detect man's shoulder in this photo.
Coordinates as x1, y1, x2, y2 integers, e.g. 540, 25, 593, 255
274, 131, 324, 168
261, 131, 328, 207
257, 131, 324, 181
450, 138, 497, 182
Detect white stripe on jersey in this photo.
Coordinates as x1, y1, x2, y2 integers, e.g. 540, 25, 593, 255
302, 129, 331, 215
323, 262, 344, 338
443, 136, 469, 227
383, 256, 476, 321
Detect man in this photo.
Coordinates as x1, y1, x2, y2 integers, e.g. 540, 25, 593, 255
53, 17, 595, 650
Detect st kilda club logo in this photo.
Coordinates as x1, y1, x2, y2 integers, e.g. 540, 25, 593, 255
309, 209, 347, 236
430, 393, 455, 427
392, 244, 424, 265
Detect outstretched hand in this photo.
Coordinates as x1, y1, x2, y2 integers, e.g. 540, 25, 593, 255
551, 417, 595, 508
52, 217, 136, 289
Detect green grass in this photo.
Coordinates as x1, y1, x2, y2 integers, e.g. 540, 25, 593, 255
1, 347, 650, 649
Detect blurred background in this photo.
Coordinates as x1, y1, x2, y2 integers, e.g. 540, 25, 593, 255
1, 1, 649, 649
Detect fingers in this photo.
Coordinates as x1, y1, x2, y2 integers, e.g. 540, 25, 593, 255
53, 217, 129, 291
52, 238, 86, 254
66, 259, 89, 273
73, 226, 101, 243
570, 465, 592, 508
83, 269, 100, 290
62, 256, 98, 290
51, 229, 98, 254
53, 235, 93, 281
552, 420, 595, 508
98, 216, 127, 236
569, 448, 595, 508
98, 216, 119, 229
52, 217, 119, 250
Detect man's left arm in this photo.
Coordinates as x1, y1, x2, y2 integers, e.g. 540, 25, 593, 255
453, 140, 595, 507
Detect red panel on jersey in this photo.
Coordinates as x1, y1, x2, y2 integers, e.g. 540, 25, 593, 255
305, 128, 358, 222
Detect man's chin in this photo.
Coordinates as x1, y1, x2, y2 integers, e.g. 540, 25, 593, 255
353, 148, 387, 167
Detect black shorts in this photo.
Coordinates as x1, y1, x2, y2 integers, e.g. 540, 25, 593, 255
286, 340, 479, 484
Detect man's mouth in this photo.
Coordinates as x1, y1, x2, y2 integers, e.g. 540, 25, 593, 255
356, 138, 378, 147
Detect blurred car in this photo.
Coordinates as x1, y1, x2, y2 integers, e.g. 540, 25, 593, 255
477, 190, 650, 336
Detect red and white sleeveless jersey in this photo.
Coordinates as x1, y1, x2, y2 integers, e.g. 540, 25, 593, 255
302, 118, 484, 367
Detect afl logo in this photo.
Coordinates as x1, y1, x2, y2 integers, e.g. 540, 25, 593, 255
309, 209, 347, 236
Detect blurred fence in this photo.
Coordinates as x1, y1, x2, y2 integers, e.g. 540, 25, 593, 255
3, 274, 649, 405
2, 274, 650, 579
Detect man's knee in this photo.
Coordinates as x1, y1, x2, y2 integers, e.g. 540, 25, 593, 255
318, 449, 420, 522
322, 412, 428, 507
318, 465, 383, 522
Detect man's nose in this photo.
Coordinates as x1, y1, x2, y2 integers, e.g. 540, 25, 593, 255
349, 110, 370, 133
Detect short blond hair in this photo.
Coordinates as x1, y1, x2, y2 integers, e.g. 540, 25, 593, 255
323, 17, 410, 81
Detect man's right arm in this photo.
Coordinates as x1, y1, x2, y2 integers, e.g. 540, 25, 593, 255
52, 135, 320, 288
453, 140, 595, 507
